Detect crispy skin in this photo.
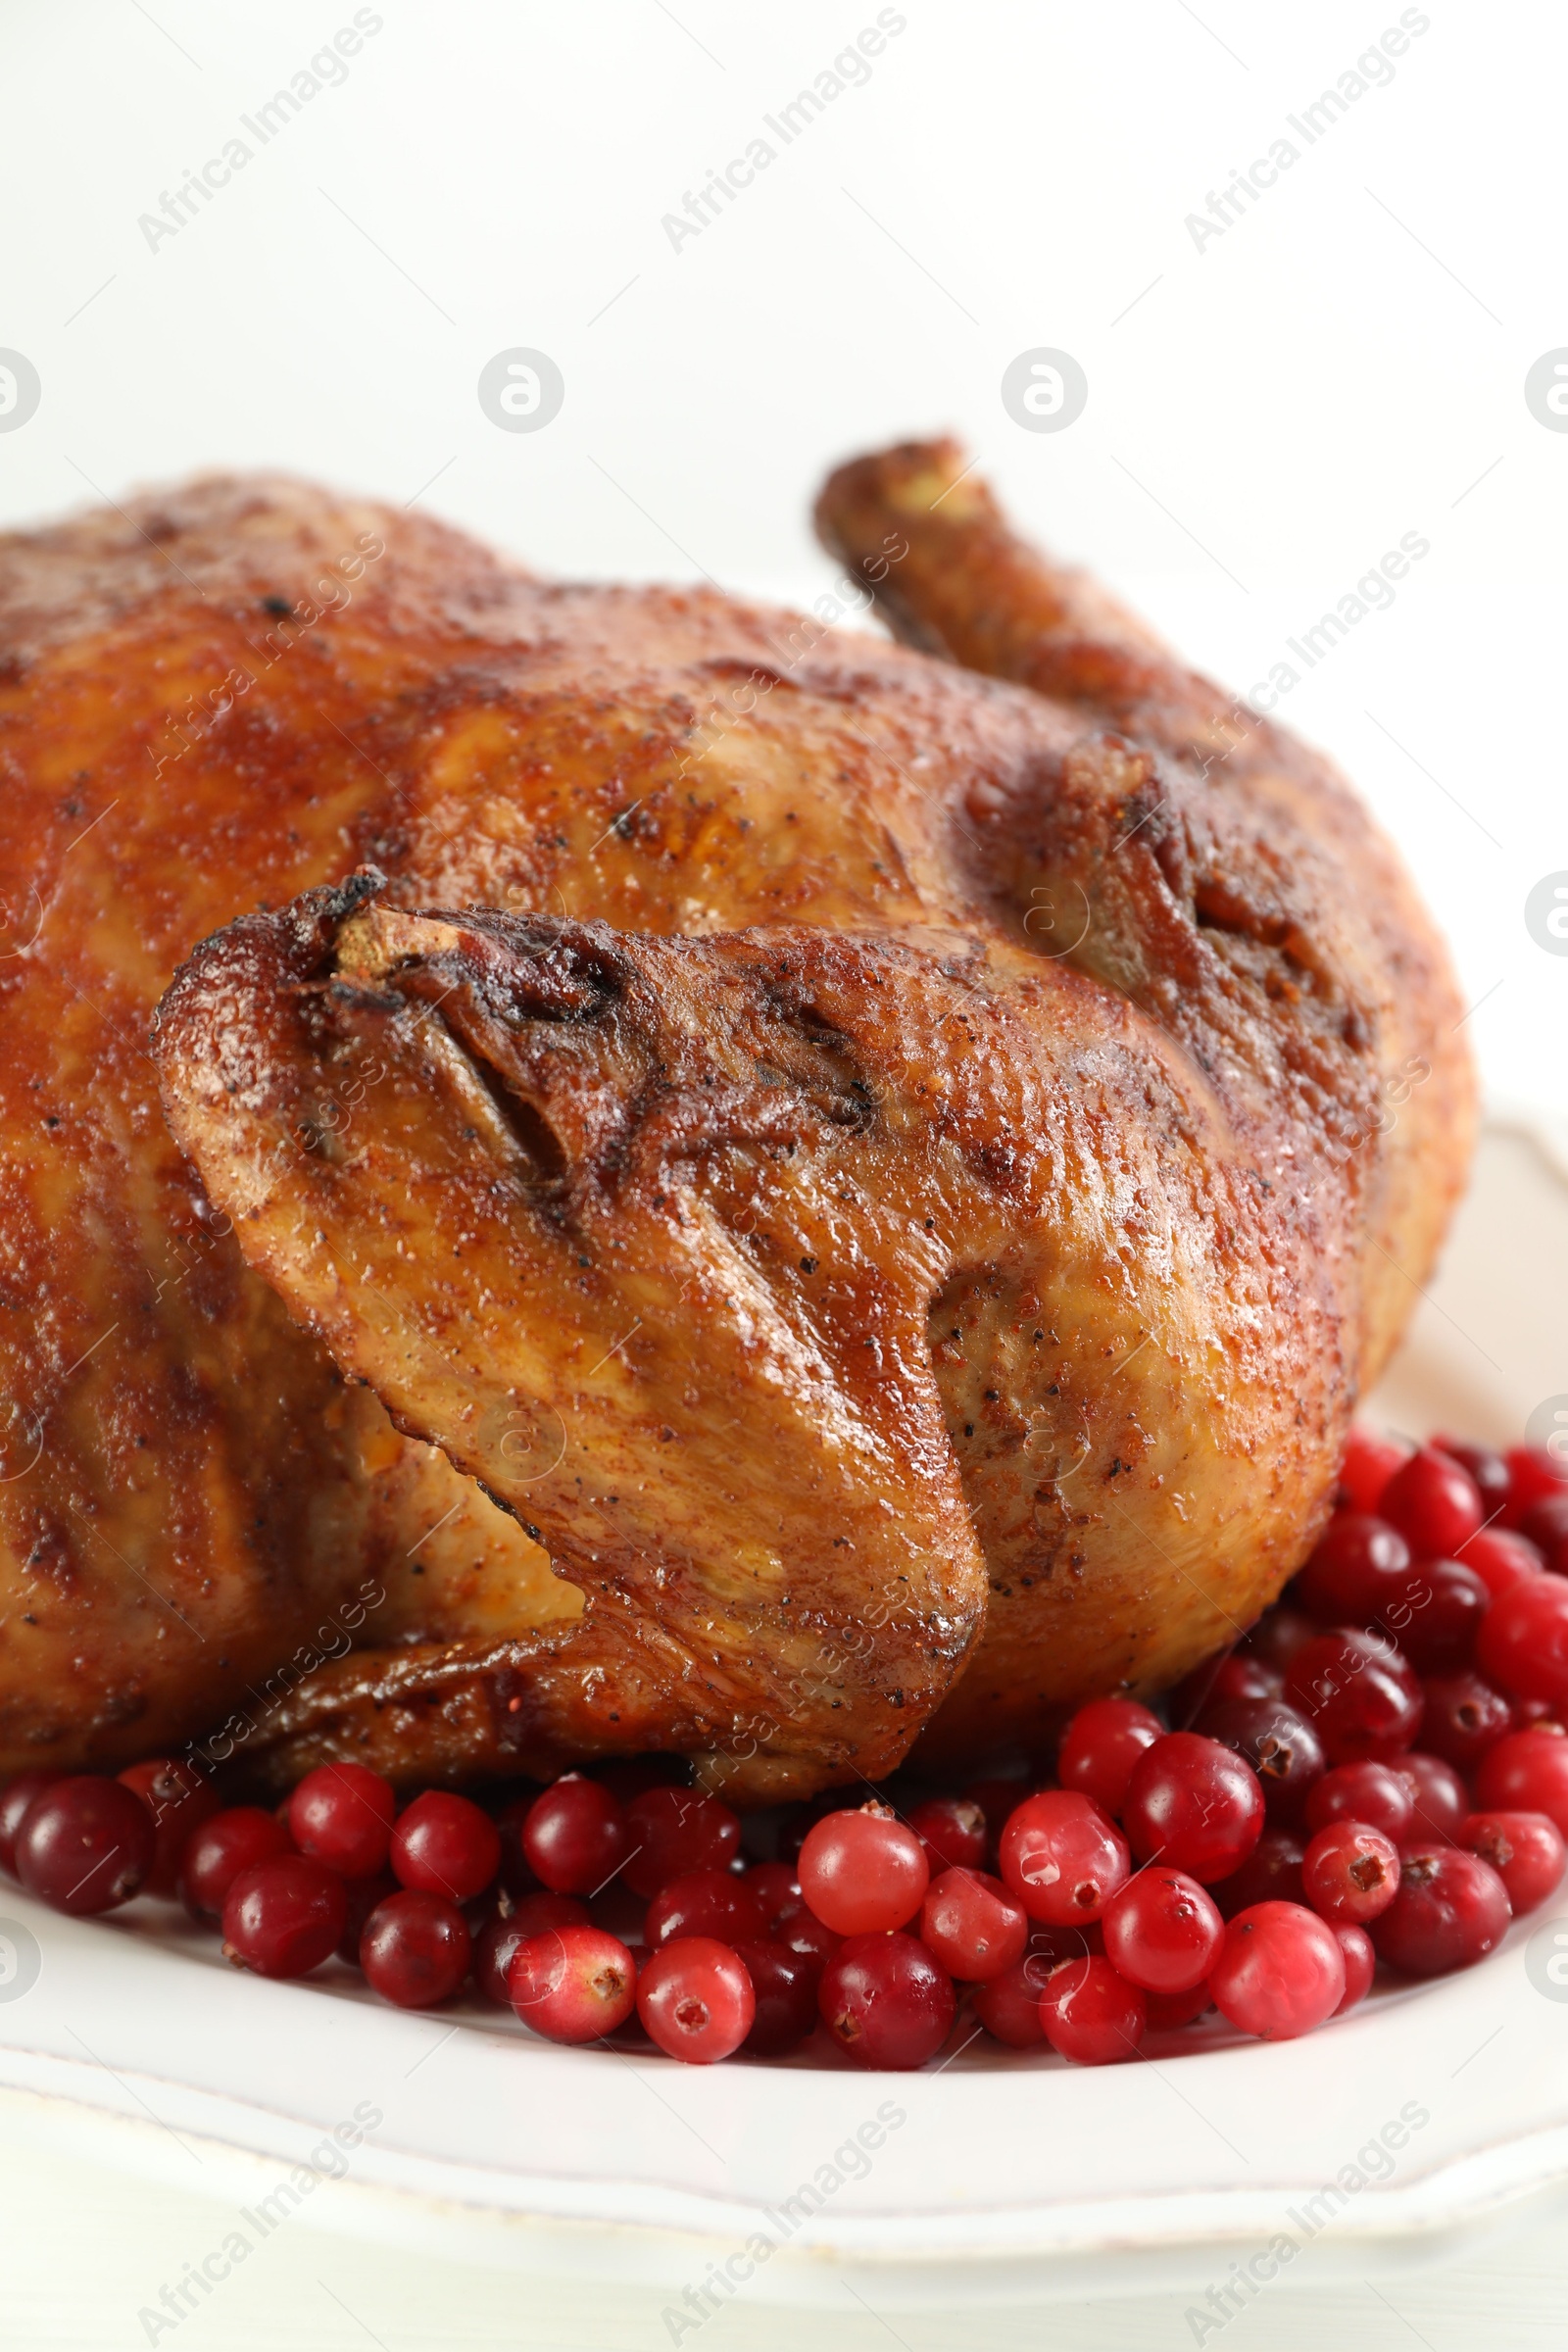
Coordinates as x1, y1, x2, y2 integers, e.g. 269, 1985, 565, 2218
2, 448, 1472, 1792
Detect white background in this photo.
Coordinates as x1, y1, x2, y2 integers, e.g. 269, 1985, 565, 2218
3, 3, 1568, 2345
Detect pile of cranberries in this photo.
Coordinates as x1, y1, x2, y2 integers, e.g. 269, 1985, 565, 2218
6, 1425, 1568, 2070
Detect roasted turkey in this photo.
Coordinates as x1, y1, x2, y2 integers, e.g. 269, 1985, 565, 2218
0, 442, 1473, 1800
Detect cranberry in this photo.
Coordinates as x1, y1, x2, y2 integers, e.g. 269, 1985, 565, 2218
1145, 1982, 1215, 2031
1339, 1426, 1409, 1514
221, 1854, 347, 1977
1434, 1437, 1511, 1518
1505, 1446, 1568, 1530
1520, 1490, 1568, 1572
1381, 1446, 1484, 1556
1301, 1822, 1400, 1923
918, 1867, 1028, 1982
1285, 1629, 1424, 1763
1101, 1868, 1223, 1992
1212, 1828, 1306, 1918
819, 1931, 955, 2068
973, 1954, 1052, 2046
1122, 1735, 1264, 1884
116, 1759, 220, 1898
337, 1870, 399, 1963
798, 1805, 928, 1935
16, 1776, 156, 1915
1478, 1575, 1568, 1706
1171, 1650, 1282, 1720
390, 1791, 501, 1903
287, 1763, 396, 1881
646, 1868, 767, 1949
1420, 1672, 1513, 1770
622, 1788, 740, 1897
511, 1925, 637, 2042
1193, 1697, 1324, 1825
999, 1790, 1131, 1922
743, 1861, 800, 1928
1039, 1955, 1146, 2066
1333, 1923, 1377, 2012
1379, 1559, 1490, 1673
521, 1775, 628, 1895
474, 1891, 589, 2004
1372, 1845, 1511, 1977
1304, 1761, 1414, 1842
637, 1937, 755, 2064
1055, 1697, 1163, 1816
1242, 1607, 1321, 1671
180, 1806, 294, 1920
1460, 1810, 1565, 1914
1209, 1901, 1346, 2037
1293, 1514, 1412, 1622
1396, 1753, 1470, 1844
771, 1895, 843, 1971
960, 1775, 1031, 1852
1456, 1527, 1544, 1599
906, 1795, 988, 1874
1476, 1725, 1568, 1832
0, 1773, 62, 1879
733, 1938, 820, 2056
360, 1888, 470, 2007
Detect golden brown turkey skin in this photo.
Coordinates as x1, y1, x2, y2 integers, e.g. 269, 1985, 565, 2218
0, 447, 1472, 1790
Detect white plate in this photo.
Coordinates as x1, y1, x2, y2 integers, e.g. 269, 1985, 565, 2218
3, 1120, 1566, 2312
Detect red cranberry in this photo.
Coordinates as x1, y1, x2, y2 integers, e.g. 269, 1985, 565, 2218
1378, 1559, 1490, 1673
1457, 1527, 1544, 1599
1478, 1575, 1568, 1706
1340, 1426, 1409, 1514
180, 1806, 294, 1920
1144, 1982, 1215, 2031
1209, 1901, 1346, 2037
521, 1775, 628, 1895
337, 1870, 399, 1963
1505, 1447, 1568, 1530
1101, 1868, 1223, 1992
287, 1763, 396, 1881
771, 1895, 843, 1971
1476, 1724, 1568, 1832
0, 1773, 62, 1879
1285, 1629, 1424, 1763
1171, 1650, 1282, 1720
818, 1932, 955, 2068
390, 1791, 501, 1903
221, 1854, 347, 1977
1122, 1735, 1264, 1884
1243, 1607, 1321, 1671
1039, 1955, 1146, 2065
1304, 1761, 1414, 1842
1055, 1697, 1163, 1816
1520, 1490, 1568, 1572
1372, 1845, 1511, 1977
1193, 1697, 1324, 1826
1433, 1437, 1511, 1518
743, 1861, 800, 1928
474, 1891, 589, 2003
1301, 1822, 1400, 1923
1212, 1828, 1305, 1918
1293, 1514, 1412, 1622
1396, 1753, 1470, 1844
999, 1790, 1131, 1922
905, 1795, 987, 1874
1420, 1672, 1514, 1770
636, 1937, 755, 2064
1333, 1922, 1377, 2012
646, 1868, 767, 1950
116, 1759, 220, 1899
972, 1954, 1052, 2046
511, 1925, 637, 2041
733, 1937, 821, 2056
1460, 1810, 1566, 1914
622, 1788, 740, 1898
360, 1889, 470, 2007
960, 1775, 1031, 1853
16, 1776, 156, 1915
798, 1805, 928, 1935
1381, 1446, 1484, 1557
918, 1867, 1028, 1982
